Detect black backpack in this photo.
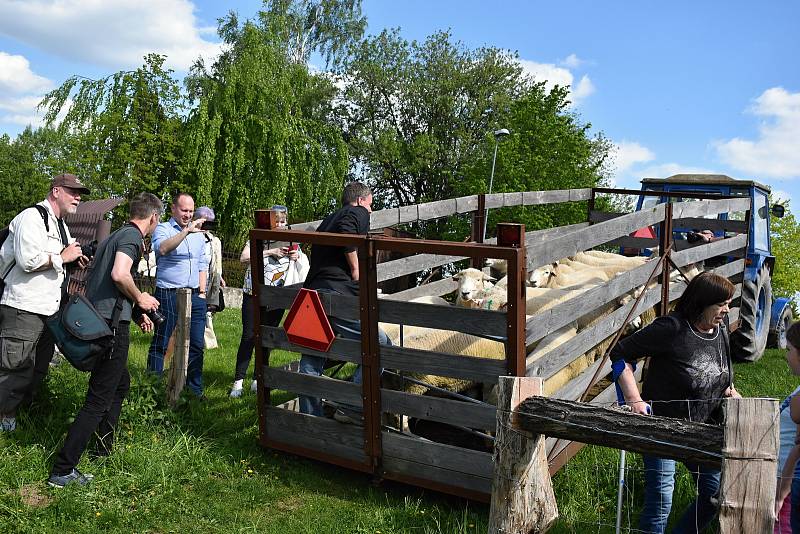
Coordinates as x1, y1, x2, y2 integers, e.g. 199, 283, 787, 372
0, 205, 50, 294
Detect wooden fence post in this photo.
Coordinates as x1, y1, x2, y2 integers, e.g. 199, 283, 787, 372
166, 288, 192, 408
718, 397, 779, 533
488, 376, 558, 533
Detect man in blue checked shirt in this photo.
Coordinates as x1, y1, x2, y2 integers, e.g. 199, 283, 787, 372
146, 192, 210, 398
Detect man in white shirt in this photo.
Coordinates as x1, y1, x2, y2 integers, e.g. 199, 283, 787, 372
0, 173, 89, 431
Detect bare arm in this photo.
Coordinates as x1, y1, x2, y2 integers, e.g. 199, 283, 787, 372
617, 363, 650, 414
158, 218, 206, 256
199, 270, 208, 296
110, 252, 159, 311
345, 250, 359, 281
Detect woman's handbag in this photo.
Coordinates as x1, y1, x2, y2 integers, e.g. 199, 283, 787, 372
46, 294, 123, 372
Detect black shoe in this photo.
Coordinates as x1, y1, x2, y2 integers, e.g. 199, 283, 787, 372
47, 468, 94, 488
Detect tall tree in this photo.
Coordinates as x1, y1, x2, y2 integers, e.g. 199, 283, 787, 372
184, 14, 349, 249
38, 53, 186, 202
341, 29, 526, 211
771, 200, 800, 302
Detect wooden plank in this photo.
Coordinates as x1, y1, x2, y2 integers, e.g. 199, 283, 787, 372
381, 389, 497, 430
489, 377, 558, 534
718, 398, 779, 534
369, 208, 399, 230
502, 192, 524, 207
264, 367, 363, 406
515, 396, 724, 467
398, 204, 418, 224
418, 198, 458, 221
264, 406, 366, 462
166, 288, 191, 408
671, 233, 748, 266
379, 299, 506, 337
525, 259, 663, 345
523, 223, 591, 246
259, 284, 360, 320
485, 193, 505, 209
603, 236, 660, 249
671, 197, 751, 219
261, 326, 362, 364
528, 290, 662, 380
709, 259, 746, 279
377, 253, 467, 282
383, 431, 493, 478
456, 195, 479, 213
527, 204, 666, 270
521, 189, 581, 205
588, 210, 624, 223
380, 344, 506, 383
570, 189, 593, 201
381, 278, 458, 301
382, 456, 492, 495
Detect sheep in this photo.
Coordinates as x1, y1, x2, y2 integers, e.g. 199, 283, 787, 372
452, 268, 495, 306
570, 250, 649, 269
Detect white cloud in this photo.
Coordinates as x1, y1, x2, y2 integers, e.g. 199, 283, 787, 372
613, 141, 655, 174
0, 0, 221, 71
714, 87, 800, 180
518, 58, 595, 106
0, 51, 52, 94
771, 188, 792, 203
560, 53, 584, 69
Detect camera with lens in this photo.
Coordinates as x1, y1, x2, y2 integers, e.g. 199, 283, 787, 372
81, 239, 98, 258
143, 308, 166, 326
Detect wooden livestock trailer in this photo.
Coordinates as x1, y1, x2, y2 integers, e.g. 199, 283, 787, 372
250, 188, 752, 501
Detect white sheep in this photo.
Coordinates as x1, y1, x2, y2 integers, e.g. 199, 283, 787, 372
452, 268, 495, 306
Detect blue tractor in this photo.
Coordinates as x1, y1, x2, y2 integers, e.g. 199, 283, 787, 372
634, 174, 793, 362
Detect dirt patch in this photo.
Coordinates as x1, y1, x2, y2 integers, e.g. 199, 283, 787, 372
274, 496, 303, 513
20, 484, 52, 508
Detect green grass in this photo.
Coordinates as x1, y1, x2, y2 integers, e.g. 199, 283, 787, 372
0, 310, 794, 533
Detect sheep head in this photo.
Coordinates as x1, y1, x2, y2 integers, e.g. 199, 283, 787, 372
452, 268, 495, 302
528, 261, 559, 288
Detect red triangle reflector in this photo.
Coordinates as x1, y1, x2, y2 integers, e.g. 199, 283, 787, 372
283, 288, 336, 352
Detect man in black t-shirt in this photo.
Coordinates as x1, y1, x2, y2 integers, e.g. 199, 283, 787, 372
298, 182, 392, 419
48, 193, 163, 488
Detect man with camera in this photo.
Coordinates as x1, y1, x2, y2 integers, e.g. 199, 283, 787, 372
0, 173, 90, 432
145, 193, 210, 398
48, 192, 162, 487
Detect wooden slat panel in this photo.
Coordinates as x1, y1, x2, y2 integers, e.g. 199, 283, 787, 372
381, 278, 458, 301
551, 355, 611, 401
379, 299, 506, 337
418, 199, 458, 220
398, 204, 418, 224
523, 222, 591, 246
527, 205, 666, 270
670, 233, 748, 266
382, 456, 491, 495
485, 193, 504, 209
527, 290, 662, 380
671, 197, 751, 219
503, 192, 524, 207
381, 389, 497, 429
261, 326, 363, 364
377, 253, 466, 282
588, 210, 624, 223
382, 431, 493, 478
264, 367, 363, 406
264, 406, 366, 462
456, 195, 479, 213
603, 236, 660, 249
369, 208, 399, 230
525, 259, 663, 345
259, 284, 360, 320
380, 345, 506, 383
709, 259, 746, 279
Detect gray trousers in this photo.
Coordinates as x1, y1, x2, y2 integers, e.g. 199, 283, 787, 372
0, 305, 55, 414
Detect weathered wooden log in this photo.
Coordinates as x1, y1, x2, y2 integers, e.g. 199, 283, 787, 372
166, 288, 191, 408
719, 397, 779, 533
515, 396, 724, 467
488, 377, 558, 534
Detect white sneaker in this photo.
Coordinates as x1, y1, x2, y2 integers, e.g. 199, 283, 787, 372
251, 380, 258, 392
229, 386, 243, 398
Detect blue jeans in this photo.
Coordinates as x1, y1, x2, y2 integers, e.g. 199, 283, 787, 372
639, 455, 720, 534
298, 312, 392, 417
146, 288, 207, 396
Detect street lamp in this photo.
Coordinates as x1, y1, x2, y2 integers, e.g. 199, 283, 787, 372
483, 128, 510, 241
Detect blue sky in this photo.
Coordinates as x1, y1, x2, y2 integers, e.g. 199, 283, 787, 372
1, 0, 797, 206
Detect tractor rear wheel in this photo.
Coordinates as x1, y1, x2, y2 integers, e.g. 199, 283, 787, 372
768, 306, 793, 350
732, 266, 771, 362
